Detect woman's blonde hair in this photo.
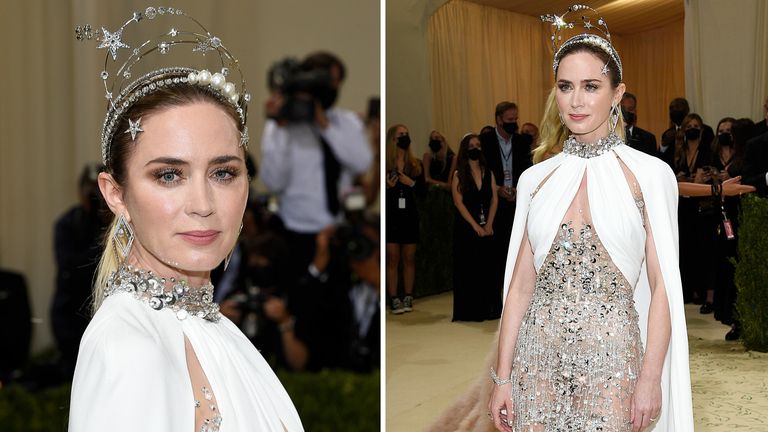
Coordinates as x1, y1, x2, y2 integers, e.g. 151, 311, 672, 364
385, 124, 422, 176
531, 43, 626, 164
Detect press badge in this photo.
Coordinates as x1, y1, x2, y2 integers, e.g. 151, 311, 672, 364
399, 197, 406, 209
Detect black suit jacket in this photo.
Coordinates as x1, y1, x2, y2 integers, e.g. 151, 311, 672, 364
625, 125, 657, 156
479, 130, 533, 188
754, 119, 768, 137
742, 131, 768, 196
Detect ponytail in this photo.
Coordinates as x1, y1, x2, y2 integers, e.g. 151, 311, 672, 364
92, 216, 121, 313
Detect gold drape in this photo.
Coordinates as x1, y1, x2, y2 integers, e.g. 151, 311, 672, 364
428, 0, 685, 148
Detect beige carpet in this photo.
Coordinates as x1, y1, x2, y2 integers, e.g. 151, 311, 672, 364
386, 292, 768, 431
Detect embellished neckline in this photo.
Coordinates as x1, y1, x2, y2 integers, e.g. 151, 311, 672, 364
105, 265, 221, 322
562, 132, 623, 158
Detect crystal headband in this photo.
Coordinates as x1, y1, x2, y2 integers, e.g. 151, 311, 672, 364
541, 4, 623, 81
76, 6, 250, 168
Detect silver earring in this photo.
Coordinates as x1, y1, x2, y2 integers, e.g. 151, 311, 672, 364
113, 213, 134, 261
224, 222, 243, 271
608, 104, 620, 132
558, 112, 565, 125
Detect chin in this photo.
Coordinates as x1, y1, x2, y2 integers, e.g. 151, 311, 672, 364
168, 251, 227, 273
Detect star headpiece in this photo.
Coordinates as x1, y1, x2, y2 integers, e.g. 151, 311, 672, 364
541, 4, 622, 81
75, 6, 250, 168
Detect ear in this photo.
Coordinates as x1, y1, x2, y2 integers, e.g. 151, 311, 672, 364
614, 83, 627, 107
98, 172, 130, 222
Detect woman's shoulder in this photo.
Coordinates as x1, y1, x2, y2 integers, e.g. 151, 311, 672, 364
615, 145, 677, 189
518, 153, 566, 189
80, 294, 169, 364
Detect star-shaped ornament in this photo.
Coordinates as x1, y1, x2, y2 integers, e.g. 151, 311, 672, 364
193, 39, 214, 55
601, 63, 609, 76
98, 27, 130, 60
554, 14, 567, 30
125, 117, 144, 141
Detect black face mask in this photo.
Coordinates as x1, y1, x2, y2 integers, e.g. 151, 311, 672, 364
670, 110, 686, 126
719, 132, 732, 146
429, 139, 442, 153
685, 128, 701, 141
317, 87, 338, 110
468, 148, 481, 161
396, 135, 411, 149
502, 121, 518, 135
622, 110, 636, 126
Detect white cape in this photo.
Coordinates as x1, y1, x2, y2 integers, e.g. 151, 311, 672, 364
429, 144, 693, 431
69, 292, 304, 431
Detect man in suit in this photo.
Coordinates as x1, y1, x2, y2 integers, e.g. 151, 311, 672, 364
742, 129, 768, 196
479, 101, 533, 261
754, 96, 768, 137
621, 92, 656, 156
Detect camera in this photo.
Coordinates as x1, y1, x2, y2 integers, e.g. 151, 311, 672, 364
267, 57, 333, 123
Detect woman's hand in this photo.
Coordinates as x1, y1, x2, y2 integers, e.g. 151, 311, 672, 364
630, 376, 662, 431
386, 172, 397, 188
483, 225, 494, 236
473, 224, 486, 237
398, 172, 415, 187
488, 383, 514, 431
722, 176, 756, 196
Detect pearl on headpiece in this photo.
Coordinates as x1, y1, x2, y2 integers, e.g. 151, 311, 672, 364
187, 71, 198, 84
210, 72, 225, 90
197, 69, 211, 86
223, 82, 236, 97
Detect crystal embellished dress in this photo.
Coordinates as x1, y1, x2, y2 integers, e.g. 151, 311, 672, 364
426, 135, 694, 432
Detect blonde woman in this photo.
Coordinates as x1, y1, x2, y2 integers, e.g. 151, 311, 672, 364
385, 124, 423, 314
69, 9, 302, 431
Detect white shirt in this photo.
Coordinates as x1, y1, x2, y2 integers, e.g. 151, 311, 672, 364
495, 128, 514, 185
260, 108, 372, 233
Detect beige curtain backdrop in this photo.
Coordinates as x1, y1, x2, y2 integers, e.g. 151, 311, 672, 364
428, 0, 550, 149
685, 0, 768, 125
0, 0, 379, 352
427, 0, 685, 149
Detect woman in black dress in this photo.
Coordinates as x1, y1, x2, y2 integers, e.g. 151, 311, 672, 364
423, 130, 456, 189
451, 133, 500, 321
674, 113, 715, 308
385, 124, 423, 314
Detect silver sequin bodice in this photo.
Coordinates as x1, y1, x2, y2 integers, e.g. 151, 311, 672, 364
510, 222, 643, 431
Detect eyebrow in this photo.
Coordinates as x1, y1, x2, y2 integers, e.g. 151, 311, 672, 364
557, 78, 603, 85
144, 155, 242, 167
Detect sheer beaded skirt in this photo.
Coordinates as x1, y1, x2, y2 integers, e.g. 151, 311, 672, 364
510, 176, 644, 431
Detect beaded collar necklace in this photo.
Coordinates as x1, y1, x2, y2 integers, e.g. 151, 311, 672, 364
562, 132, 623, 159
105, 265, 220, 322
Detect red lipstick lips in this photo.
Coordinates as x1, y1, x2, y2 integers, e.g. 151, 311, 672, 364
178, 230, 220, 246
569, 114, 588, 121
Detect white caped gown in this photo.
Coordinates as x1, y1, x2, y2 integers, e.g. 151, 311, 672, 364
69, 267, 304, 431
429, 136, 694, 431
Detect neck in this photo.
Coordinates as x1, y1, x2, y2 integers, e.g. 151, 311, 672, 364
126, 246, 211, 288
573, 124, 611, 144
496, 126, 510, 140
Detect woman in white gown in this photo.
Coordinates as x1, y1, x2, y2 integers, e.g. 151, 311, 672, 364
430, 5, 694, 432
69, 8, 303, 431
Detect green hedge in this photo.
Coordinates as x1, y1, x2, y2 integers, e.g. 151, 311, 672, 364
734, 194, 768, 352
0, 370, 379, 431
414, 185, 455, 297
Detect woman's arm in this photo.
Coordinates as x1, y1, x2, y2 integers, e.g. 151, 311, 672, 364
630, 214, 669, 431
489, 230, 537, 431
451, 174, 485, 236
485, 172, 499, 234
422, 153, 435, 184
677, 176, 755, 197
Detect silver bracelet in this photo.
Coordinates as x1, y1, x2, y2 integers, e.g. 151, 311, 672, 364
490, 367, 512, 386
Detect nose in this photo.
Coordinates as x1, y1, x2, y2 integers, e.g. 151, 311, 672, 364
570, 88, 584, 109
187, 175, 215, 218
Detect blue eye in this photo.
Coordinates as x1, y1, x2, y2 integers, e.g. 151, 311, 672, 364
154, 168, 182, 185
211, 166, 240, 183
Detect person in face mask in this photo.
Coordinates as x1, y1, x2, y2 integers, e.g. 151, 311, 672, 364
450, 133, 501, 321
478, 101, 533, 271
663, 98, 715, 154
423, 130, 457, 188
385, 124, 424, 314
261, 51, 373, 275
620, 92, 656, 156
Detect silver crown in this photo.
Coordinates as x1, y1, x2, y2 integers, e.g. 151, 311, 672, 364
541, 4, 622, 80
76, 7, 250, 167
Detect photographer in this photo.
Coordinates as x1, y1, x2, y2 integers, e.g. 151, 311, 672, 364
260, 51, 373, 271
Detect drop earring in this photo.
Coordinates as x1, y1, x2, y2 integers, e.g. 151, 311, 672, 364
224, 222, 243, 271
608, 104, 620, 132
113, 213, 134, 261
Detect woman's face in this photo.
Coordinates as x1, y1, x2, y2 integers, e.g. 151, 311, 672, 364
717, 121, 732, 135
104, 101, 247, 277
685, 119, 702, 131
394, 126, 409, 144
468, 137, 481, 150
555, 51, 624, 143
